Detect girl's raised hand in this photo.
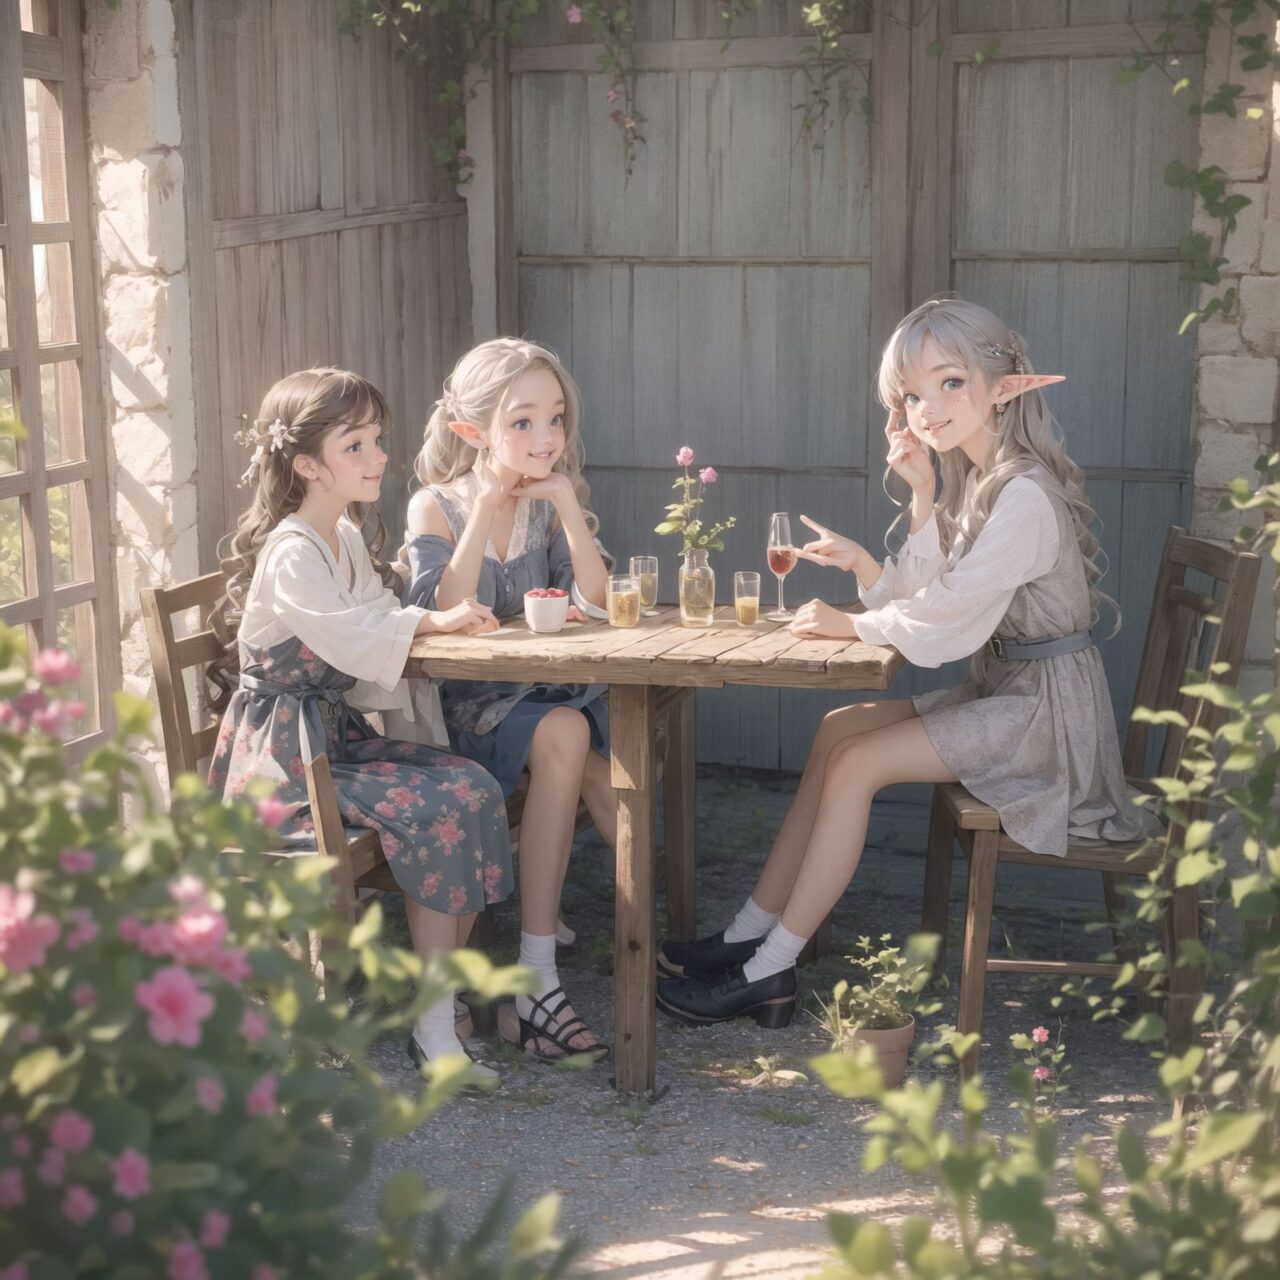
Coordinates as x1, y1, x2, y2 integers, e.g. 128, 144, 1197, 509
788, 599, 856, 640
474, 452, 512, 510
429, 598, 500, 636
513, 471, 574, 506
885, 407, 935, 494
795, 515, 866, 574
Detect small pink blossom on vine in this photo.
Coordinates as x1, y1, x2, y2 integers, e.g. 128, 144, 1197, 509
111, 1149, 151, 1200
33, 649, 80, 687
566, 5, 583, 24
676, 446, 694, 467
1033, 1065, 1051, 1082
606, 87, 621, 104
1031, 1026, 1049, 1044
699, 467, 718, 484
49, 1110, 93, 1153
61, 1184, 97, 1226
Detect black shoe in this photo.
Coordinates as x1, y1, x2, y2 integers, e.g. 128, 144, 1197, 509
656, 964, 796, 1028
657, 930, 766, 980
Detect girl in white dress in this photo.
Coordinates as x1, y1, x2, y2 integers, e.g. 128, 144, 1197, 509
208, 368, 514, 1085
657, 298, 1151, 1029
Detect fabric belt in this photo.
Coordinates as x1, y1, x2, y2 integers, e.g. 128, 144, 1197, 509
986, 629, 1093, 662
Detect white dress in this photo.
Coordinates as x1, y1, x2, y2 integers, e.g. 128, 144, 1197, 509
852, 470, 1151, 856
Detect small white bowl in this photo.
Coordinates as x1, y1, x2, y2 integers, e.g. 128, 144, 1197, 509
524, 591, 570, 634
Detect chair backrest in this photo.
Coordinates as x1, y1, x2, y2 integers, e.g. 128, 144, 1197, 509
139, 572, 229, 783
1123, 526, 1261, 782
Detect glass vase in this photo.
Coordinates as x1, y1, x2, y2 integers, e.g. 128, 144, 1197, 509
678, 549, 716, 628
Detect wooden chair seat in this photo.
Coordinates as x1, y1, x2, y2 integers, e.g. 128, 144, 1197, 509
921, 527, 1260, 1079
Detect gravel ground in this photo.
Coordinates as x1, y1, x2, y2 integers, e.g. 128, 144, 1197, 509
353, 768, 1170, 1278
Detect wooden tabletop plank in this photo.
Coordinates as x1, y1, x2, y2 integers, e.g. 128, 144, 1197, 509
652, 609, 768, 664
714, 624, 809, 667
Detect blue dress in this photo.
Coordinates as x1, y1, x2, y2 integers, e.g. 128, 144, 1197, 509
404, 475, 611, 796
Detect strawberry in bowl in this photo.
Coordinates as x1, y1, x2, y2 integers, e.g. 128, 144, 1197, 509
524, 587, 570, 633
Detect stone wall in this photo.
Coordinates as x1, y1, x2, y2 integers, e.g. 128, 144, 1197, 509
84, 0, 197, 794
1192, 11, 1280, 699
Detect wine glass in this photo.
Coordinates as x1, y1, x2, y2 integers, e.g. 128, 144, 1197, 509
630, 556, 660, 616
766, 512, 797, 622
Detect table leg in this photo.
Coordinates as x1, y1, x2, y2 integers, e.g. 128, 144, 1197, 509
662, 689, 697, 941
611, 684, 657, 1095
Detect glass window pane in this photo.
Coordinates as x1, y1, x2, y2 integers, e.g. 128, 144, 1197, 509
34, 241, 75, 345
19, 1, 58, 35
55, 602, 101, 737
0, 249, 9, 349
40, 360, 83, 465
0, 496, 32, 607
0, 370, 17, 476
25, 79, 69, 223
46, 479, 93, 588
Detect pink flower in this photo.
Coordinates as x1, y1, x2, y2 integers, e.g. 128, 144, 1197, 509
72, 982, 97, 1009
1031, 1026, 1049, 1045
252, 1268, 278, 1280
170, 908, 228, 968
448, 886, 468, 911
245, 1074, 278, 1118
110, 1209, 135, 1237
566, 4, 583, 22
37, 1146, 65, 1187
211, 946, 251, 984
1033, 1065, 1051, 1082
18, 1024, 37, 1045
49, 1110, 93, 1153
59, 848, 96, 875
240, 1009, 270, 1044
256, 796, 289, 828
33, 702, 72, 736
168, 1241, 208, 1280
65, 907, 100, 952
195, 1077, 225, 1115
117, 915, 144, 944
62, 1183, 97, 1225
12, 1135, 30, 1158
111, 1148, 151, 1199
33, 649, 80, 686
0, 883, 61, 974
169, 875, 208, 907
0, 1264, 29, 1280
0, 1167, 23, 1209
676, 447, 694, 467
606, 86, 622, 104
698, 467, 718, 484
135, 966, 215, 1047
138, 921, 175, 957
200, 1208, 230, 1248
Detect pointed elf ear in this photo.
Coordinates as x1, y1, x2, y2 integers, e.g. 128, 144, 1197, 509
447, 420, 487, 450
993, 374, 1066, 406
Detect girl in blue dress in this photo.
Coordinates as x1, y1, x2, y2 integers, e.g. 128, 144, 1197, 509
404, 339, 614, 1063
208, 367, 514, 1085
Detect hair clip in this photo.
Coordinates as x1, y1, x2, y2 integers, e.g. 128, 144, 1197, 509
264, 418, 289, 453
237, 443, 265, 489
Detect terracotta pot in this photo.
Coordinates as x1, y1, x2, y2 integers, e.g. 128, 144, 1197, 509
847, 1016, 915, 1088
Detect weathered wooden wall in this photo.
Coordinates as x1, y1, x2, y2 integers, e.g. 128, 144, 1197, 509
501, 0, 1201, 768
181, 0, 472, 566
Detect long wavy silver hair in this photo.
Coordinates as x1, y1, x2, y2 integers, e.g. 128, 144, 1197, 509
877, 297, 1117, 632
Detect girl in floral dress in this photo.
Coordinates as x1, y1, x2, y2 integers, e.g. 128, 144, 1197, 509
403, 338, 613, 1063
208, 368, 514, 1084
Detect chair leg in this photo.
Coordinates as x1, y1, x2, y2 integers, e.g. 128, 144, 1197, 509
661, 692, 698, 941
1165, 883, 1201, 1055
956, 831, 999, 1081
920, 789, 956, 977
800, 912, 834, 966
1103, 871, 1156, 1013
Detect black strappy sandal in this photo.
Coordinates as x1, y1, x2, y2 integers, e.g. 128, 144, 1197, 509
506, 986, 610, 1064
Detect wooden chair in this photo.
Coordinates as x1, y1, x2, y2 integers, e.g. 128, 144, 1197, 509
141, 572, 699, 940
919, 528, 1260, 1078
140, 572, 397, 923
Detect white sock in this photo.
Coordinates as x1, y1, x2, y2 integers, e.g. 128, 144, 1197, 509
415, 992, 498, 1082
517, 931, 559, 1007
724, 896, 781, 944
742, 922, 807, 983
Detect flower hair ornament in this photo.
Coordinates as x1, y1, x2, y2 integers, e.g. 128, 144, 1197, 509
235, 414, 292, 488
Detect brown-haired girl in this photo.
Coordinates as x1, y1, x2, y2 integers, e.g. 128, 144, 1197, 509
208, 367, 514, 1085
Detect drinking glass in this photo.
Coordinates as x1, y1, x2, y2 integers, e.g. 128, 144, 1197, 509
606, 573, 641, 627
630, 555, 660, 616
766, 512, 797, 621
734, 572, 760, 627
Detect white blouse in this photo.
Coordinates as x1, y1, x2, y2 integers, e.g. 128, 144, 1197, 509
240, 515, 431, 725
852, 476, 1061, 668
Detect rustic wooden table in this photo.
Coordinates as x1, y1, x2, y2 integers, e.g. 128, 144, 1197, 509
406, 606, 904, 1094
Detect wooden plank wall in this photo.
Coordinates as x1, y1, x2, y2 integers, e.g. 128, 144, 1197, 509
181, 0, 472, 568
507, 0, 1200, 768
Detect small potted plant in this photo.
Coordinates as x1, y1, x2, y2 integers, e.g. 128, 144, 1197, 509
815, 933, 940, 1087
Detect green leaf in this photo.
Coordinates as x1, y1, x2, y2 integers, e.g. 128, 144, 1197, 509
1242, 1207, 1280, 1243
1183, 1111, 1266, 1172
511, 1191, 563, 1259
1175, 849, 1222, 887
1075, 1147, 1103, 1198
113, 691, 154, 740
1125, 1012, 1167, 1042
809, 1048, 885, 1100
12, 1045, 78, 1096
381, 1169, 432, 1223
843, 1221, 895, 1274
152, 1161, 220, 1191
1117, 1125, 1148, 1180
348, 901, 383, 949
925, 38, 943, 56
1183, 819, 1216, 851
654, 520, 684, 535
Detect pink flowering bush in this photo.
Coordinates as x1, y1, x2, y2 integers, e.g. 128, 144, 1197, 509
0, 625, 570, 1279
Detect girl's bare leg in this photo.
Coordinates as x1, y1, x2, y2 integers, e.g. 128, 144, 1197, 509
405, 901, 475, 957
751, 700, 918, 913
777, 716, 956, 940
579, 748, 617, 850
